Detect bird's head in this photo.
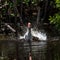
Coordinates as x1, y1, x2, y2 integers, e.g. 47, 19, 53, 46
28, 22, 31, 28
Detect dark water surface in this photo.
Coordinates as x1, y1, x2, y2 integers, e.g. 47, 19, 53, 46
0, 37, 60, 60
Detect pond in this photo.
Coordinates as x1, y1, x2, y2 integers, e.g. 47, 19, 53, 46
0, 35, 60, 60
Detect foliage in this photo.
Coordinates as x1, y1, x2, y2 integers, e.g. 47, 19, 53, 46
55, 0, 60, 8
49, 13, 60, 31
49, 0, 60, 31
0, 0, 37, 17
23, 0, 37, 5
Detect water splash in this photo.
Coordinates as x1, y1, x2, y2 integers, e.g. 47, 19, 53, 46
19, 28, 47, 41
31, 28, 47, 40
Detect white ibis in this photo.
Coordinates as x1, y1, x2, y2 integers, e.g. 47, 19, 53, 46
26, 22, 32, 60
20, 23, 47, 41
25, 22, 32, 40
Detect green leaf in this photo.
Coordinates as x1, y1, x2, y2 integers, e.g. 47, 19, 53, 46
49, 13, 60, 30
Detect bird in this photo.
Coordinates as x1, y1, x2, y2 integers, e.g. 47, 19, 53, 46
19, 22, 47, 41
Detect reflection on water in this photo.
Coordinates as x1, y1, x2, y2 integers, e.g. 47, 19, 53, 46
0, 37, 60, 60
